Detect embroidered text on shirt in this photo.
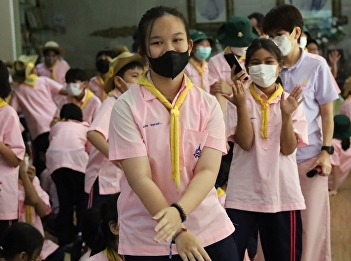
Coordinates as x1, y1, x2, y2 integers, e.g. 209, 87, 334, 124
194, 145, 202, 158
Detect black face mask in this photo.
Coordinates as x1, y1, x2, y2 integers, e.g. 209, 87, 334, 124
95, 59, 110, 74
147, 50, 189, 79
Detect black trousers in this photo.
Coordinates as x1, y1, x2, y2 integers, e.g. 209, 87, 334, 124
51, 168, 88, 246
226, 209, 302, 261
124, 234, 239, 261
0, 219, 17, 244
32, 132, 50, 177
88, 178, 112, 208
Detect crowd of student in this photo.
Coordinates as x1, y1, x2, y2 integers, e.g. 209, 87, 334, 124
1, 3, 351, 261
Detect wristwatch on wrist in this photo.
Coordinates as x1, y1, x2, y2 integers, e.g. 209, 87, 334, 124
321, 146, 334, 155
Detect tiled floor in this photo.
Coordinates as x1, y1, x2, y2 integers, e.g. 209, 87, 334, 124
330, 172, 351, 261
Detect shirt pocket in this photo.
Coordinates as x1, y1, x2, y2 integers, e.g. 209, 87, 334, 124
182, 129, 208, 171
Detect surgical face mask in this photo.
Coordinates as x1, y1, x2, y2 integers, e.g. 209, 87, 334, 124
248, 64, 279, 88
66, 82, 83, 96
273, 34, 292, 56
147, 50, 189, 79
194, 47, 212, 60
230, 47, 247, 57
118, 77, 133, 90
299, 36, 307, 49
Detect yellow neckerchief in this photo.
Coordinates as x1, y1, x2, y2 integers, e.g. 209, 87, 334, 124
348, 95, 351, 99
217, 187, 225, 197
189, 58, 206, 91
103, 249, 122, 261
25, 206, 33, 224
97, 75, 105, 88
249, 83, 283, 139
47, 60, 59, 81
24, 74, 38, 87
0, 98, 7, 108
138, 73, 194, 190
223, 47, 245, 62
79, 89, 94, 110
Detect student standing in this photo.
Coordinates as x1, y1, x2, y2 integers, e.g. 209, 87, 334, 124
108, 6, 238, 261
263, 5, 339, 261
0, 60, 25, 242
184, 31, 212, 92
86, 52, 144, 207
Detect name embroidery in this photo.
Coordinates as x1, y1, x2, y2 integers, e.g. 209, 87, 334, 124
299, 78, 312, 91
143, 122, 162, 128
193, 145, 202, 158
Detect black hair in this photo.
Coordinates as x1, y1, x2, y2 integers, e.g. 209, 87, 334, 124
216, 160, 230, 188
0, 223, 44, 260
95, 48, 118, 60
60, 103, 83, 122
0, 60, 12, 100
248, 12, 265, 28
65, 68, 89, 83
43, 48, 60, 56
263, 5, 304, 35
341, 138, 351, 151
306, 38, 319, 49
138, 6, 190, 56
245, 38, 283, 67
116, 61, 144, 78
99, 193, 120, 253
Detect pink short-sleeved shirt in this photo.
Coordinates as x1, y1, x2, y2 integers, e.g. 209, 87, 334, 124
86, 252, 109, 261
56, 89, 101, 124
340, 98, 351, 120
225, 86, 308, 213
10, 76, 62, 140
329, 138, 351, 187
88, 76, 105, 101
184, 62, 210, 93
0, 105, 25, 220
18, 177, 59, 259
46, 120, 89, 174
85, 89, 123, 194
108, 74, 234, 256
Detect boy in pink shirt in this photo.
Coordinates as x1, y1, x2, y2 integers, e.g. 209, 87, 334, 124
46, 103, 89, 246
264, 5, 339, 261
224, 38, 308, 261
88, 48, 118, 102
11, 55, 67, 176
53, 68, 101, 126
18, 157, 63, 260
329, 115, 351, 195
36, 41, 70, 105
184, 31, 212, 93
0, 60, 25, 242
86, 52, 144, 207
108, 6, 238, 261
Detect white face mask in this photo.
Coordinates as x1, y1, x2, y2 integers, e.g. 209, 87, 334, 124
66, 82, 83, 96
299, 36, 307, 49
273, 34, 292, 56
118, 77, 132, 90
249, 64, 279, 88
230, 47, 247, 57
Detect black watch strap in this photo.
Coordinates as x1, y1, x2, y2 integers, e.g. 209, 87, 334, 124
321, 146, 334, 155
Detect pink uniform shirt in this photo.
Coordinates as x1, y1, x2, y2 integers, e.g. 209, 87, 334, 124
18, 177, 59, 259
184, 61, 210, 92
46, 120, 89, 174
36, 60, 70, 106
88, 76, 105, 101
86, 252, 109, 261
10, 76, 62, 140
329, 138, 351, 188
0, 105, 25, 220
109, 74, 234, 256
56, 89, 101, 124
85, 89, 123, 195
226, 86, 308, 212
340, 98, 351, 120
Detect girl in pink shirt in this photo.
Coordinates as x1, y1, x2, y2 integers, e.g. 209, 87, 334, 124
329, 115, 351, 196
224, 38, 308, 261
47, 103, 89, 246
108, 6, 238, 261
0, 60, 25, 242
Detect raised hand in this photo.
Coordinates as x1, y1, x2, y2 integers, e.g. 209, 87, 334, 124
328, 50, 341, 65
280, 86, 304, 116
223, 80, 247, 107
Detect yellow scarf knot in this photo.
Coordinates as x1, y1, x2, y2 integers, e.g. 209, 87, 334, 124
138, 73, 194, 190
0, 98, 7, 108
249, 83, 283, 139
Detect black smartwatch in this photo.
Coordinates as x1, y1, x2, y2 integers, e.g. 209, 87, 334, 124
321, 146, 334, 155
